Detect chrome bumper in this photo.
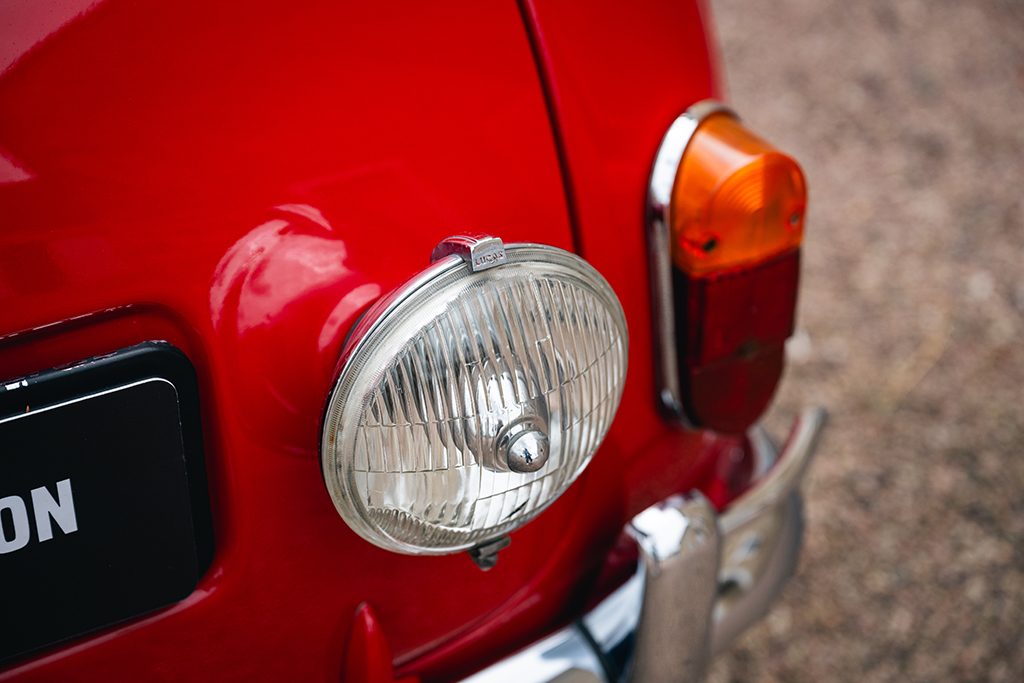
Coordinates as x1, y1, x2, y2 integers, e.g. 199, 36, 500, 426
462, 407, 827, 683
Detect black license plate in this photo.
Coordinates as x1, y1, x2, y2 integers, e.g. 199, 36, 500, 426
0, 343, 212, 663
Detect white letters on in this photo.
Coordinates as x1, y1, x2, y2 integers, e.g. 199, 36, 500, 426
31, 478, 78, 542
0, 478, 78, 554
0, 494, 31, 554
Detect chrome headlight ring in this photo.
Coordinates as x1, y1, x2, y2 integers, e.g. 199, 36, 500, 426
321, 236, 628, 557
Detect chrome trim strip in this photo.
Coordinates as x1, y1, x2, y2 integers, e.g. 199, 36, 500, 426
459, 625, 605, 683
711, 407, 827, 652
646, 100, 735, 421
582, 569, 643, 676
461, 407, 825, 683
626, 494, 720, 682
720, 407, 826, 535
713, 492, 803, 655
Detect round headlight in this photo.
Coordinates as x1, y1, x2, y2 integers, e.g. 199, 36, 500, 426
321, 238, 628, 555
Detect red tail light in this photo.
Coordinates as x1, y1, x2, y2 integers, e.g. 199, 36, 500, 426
649, 102, 807, 433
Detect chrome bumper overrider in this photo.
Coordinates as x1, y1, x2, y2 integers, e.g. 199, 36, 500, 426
462, 407, 827, 683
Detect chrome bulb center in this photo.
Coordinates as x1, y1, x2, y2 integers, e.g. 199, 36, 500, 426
500, 418, 550, 473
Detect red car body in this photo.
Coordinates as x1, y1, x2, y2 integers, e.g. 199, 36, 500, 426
0, 1, 801, 681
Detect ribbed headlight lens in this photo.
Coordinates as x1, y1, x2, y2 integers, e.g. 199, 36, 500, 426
321, 242, 628, 555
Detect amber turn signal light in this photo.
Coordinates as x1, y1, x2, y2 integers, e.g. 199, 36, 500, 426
670, 112, 806, 276
649, 101, 809, 434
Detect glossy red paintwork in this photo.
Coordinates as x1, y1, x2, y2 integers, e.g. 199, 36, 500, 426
0, 1, 739, 681
344, 604, 417, 683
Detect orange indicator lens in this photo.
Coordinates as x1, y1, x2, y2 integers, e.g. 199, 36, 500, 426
671, 113, 806, 275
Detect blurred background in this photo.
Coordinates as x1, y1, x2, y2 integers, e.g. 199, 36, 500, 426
707, 0, 1024, 680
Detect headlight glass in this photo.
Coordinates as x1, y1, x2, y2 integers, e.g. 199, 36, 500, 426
321, 243, 628, 554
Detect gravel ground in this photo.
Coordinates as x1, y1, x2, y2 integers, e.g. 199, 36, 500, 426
706, 0, 1024, 681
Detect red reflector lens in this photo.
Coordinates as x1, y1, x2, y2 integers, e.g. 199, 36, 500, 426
676, 251, 799, 432
682, 250, 799, 366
